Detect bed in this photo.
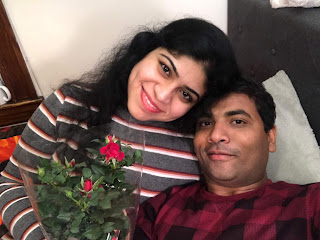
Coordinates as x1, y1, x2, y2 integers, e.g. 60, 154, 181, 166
228, 0, 320, 184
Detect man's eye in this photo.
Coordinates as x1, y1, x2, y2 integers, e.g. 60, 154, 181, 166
161, 63, 170, 76
232, 119, 246, 125
202, 121, 212, 126
197, 120, 212, 129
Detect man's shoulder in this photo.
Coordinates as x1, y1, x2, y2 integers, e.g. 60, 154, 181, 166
270, 181, 320, 188
144, 181, 203, 208
267, 181, 320, 197
168, 181, 203, 195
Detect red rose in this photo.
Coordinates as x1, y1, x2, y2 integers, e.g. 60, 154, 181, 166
100, 146, 108, 155
83, 179, 93, 198
100, 142, 119, 155
100, 142, 124, 162
70, 160, 75, 167
116, 151, 125, 161
84, 179, 93, 192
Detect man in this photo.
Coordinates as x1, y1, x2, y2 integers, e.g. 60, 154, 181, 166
134, 78, 320, 240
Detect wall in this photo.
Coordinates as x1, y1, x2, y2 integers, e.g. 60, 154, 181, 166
3, 0, 227, 97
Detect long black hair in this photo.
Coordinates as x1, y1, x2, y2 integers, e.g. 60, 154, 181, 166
64, 17, 239, 133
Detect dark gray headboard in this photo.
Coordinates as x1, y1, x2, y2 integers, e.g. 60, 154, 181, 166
228, 0, 320, 145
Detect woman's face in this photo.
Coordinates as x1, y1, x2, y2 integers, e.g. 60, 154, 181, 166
127, 48, 206, 122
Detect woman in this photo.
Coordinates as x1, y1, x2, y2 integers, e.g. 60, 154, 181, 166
0, 17, 239, 239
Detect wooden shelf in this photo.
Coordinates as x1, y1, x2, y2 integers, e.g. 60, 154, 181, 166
0, 97, 43, 127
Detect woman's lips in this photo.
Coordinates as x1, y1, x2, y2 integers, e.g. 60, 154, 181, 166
141, 88, 162, 113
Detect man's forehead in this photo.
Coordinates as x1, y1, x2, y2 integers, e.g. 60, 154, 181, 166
209, 93, 257, 116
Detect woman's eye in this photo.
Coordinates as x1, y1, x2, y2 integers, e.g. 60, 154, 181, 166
161, 63, 170, 76
180, 90, 192, 102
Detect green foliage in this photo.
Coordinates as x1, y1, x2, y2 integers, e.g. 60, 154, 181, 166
36, 136, 143, 240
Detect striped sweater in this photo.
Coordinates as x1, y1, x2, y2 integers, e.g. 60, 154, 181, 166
0, 85, 200, 240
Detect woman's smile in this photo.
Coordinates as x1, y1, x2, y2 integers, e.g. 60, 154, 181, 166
141, 87, 162, 113
127, 47, 206, 122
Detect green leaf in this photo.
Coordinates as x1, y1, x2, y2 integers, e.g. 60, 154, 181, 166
100, 197, 111, 210
39, 157, 51, 169
113, 170, 126, 182
75, 161, 87, 168
134, 149, 142, 158
90, 191, 99, 206
82, 168, 92, 178
70, 225, 80, 234
70, 212, 84, 233
86, 147, 101, 157
74, 211, 85, 221
125, 156, 135, 166
54, 174, 66, 184
91, 164, 105, 176
40, 173, 55, 183
66, 176, 82, 188
64, 229, 70, 236
104, 174, 115, 184
103, 222, 115, 233
83, 224, 102, 240
57, 212, 72, 222
133, 149, 143, 164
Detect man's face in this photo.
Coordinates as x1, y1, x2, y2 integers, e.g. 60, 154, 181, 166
194, 93, 277, 189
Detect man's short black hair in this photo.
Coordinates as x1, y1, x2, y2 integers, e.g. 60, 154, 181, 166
195, 77, 276, 133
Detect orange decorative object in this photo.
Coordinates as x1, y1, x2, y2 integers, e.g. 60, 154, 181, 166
0, 135, 21, 163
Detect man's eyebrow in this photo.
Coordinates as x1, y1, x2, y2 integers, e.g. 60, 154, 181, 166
197, 111, 212, 120
160, 54, 179, 77
225, 109, 252, 119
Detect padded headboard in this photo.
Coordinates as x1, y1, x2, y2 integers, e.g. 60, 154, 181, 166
228, 0, 320, 145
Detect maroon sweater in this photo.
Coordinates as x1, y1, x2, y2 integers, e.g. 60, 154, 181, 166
135, 180, 320, 240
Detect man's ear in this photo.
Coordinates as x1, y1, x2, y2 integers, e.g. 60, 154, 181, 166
267, 125, 277, 153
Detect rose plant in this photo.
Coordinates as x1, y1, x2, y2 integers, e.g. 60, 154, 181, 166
35, 135, 142, 240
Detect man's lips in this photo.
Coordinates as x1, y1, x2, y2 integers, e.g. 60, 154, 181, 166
141, 87, 162, 113
207, 150, 235, 161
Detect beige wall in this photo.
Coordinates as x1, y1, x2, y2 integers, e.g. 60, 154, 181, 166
3, 0, 227, 98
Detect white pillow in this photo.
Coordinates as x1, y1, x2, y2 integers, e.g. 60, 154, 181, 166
263, 70, 320, 184
270, 0, 320, 8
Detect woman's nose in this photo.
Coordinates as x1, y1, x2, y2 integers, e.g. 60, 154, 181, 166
154, 82, 175, 104
207, 122, 230, 144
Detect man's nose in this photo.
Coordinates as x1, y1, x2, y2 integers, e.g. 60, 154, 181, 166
207, 122, 230, 144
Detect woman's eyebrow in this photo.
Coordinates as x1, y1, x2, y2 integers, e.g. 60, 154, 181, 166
160, 54, 179, 77
160, 53, 200, 101
185, 86, 200, 101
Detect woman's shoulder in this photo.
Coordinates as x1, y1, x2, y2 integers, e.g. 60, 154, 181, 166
48, 84, 99, 112
57, 83, 94, 100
